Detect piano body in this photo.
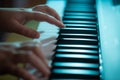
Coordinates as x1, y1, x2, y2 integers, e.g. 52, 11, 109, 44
34, 0, 120, 80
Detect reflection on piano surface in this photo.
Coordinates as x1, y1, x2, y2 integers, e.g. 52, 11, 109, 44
34, 0, 120, 80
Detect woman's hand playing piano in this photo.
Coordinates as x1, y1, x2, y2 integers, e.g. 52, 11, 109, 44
0, 37, 56, 80
0, 5, 64, 38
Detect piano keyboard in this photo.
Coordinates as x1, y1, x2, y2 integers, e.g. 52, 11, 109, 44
49, 0, 101, 80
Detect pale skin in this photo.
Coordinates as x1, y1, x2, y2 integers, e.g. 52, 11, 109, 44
0, 5, 63, 80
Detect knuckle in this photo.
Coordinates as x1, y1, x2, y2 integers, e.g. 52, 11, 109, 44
44, 5, 49, 9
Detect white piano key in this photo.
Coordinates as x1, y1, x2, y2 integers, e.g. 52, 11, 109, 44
53, 69, 99, 75
64, 16, 96, 19
57, 49, 98, 53
62, 27, 96, 31
63, 20, 96, 24
58, 44, 98, 48
55, 54, 98, 59
60, 33, 97, 37
36, 29, 59, 41
65, 12, 96, 16
54, 62, 99, 68
65, 24, 97, 27
38, 22, 58, 29
62, 38, 97, 41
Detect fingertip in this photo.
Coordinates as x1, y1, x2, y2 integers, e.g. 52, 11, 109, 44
61, 22, 65, 28
58, 21, 65, 28
27, 31, 40, 39
25, 31, 40, 39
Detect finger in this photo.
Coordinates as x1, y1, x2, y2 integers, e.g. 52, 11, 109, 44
25, 11, 64, 28
7, 62, 38, 80
42, 40, 57, 52
27, 52, 50, 77
25, 65, 43, 78
46, 6, 61, 21
18, 43, 49, 68
40, 36, 57, 45
19, 41, 56, 60
0, 42, 17, 48
32, 5, 61, 21
31, 45, 49, 68
13, 20, 40, 38
13, 50, 50, 77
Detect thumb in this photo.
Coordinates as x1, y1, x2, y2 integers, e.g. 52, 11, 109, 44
14, 22, 40, 38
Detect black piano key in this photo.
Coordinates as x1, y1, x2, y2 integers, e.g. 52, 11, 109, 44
57, 39, 98, 45
58, 36, 98, 40
59, 28, 97, 34
52, 57, 99, 64
60, 27, 96, 31
50, 74, 100, 80
58, 33, 98, 39
56, 46, 98, 51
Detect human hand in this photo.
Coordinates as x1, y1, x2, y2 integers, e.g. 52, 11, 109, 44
0, 5, 64, 38
0, 37, 56, 80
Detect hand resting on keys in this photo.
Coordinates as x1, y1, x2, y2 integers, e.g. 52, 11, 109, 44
0, 4, 61, 80
0, 5, 64, 38
0, 36, 57, 80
